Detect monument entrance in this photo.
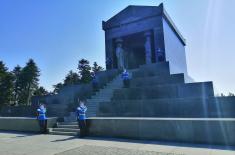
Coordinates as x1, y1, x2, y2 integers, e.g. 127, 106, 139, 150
114, 31, 152, 69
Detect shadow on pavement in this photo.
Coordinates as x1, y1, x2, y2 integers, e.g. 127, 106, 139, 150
51, 136, 78, 142
0, 130, 38, 138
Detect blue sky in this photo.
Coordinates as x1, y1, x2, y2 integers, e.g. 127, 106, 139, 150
0, 0, 235, 94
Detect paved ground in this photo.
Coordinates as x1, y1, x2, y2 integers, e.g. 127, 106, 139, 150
0, 131, 235, 155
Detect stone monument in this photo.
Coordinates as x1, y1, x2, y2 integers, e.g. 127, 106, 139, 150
31, 3, 235, 146
102, 3, 190, 81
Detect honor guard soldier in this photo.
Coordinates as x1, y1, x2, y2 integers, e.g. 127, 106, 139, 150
122, 69, 130, 88
37, 104, 47, 134
76, 99, 88, 138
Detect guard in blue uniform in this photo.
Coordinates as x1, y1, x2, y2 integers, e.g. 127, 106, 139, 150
76, 100, 87, 138
37, 104, 47, 134
122, 69, 130, 88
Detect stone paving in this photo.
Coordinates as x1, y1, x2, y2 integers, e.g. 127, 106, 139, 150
0, 131, 235, 155
55, 145, 183, 155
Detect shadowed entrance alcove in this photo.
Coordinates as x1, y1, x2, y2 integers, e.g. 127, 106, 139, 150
114, 32, 155, 69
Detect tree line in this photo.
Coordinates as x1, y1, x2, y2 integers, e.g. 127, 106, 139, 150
53, 59, 103, 94
0, 59, 40, 106
0, 58, 103, 107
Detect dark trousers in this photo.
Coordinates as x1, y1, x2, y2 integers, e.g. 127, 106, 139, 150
78, 120, 87, 138
38, 120, 47, 134
123, 79, 130, 88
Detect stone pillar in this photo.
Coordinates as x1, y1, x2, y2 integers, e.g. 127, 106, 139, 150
144, 31, 152, 64
115, 38, 124, 70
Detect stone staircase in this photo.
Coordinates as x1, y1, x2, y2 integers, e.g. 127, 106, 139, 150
48, 71, 128, 136
48, 121, 79, 136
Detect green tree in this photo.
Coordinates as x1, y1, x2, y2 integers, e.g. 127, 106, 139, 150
18, 59, 40, 105
12, 65, 22, 105
33, 86, 49, 96
64, 70, 80, 85
78, 59, 92, 83
53, 82, 63, 94
92, 62, 104, 73
228, 92, 235, 96
0, 61, 14, 106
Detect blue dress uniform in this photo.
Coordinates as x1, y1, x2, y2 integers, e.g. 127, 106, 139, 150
122, 70, 130, 88
76, 105, 87, 138
37, 106, 47, 134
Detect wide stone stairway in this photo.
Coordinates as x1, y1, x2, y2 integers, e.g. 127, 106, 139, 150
49, 61, 235, 146
48, 71, 126, 136
87, 62, 235, 146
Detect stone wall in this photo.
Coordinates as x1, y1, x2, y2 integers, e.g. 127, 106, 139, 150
163, 18, 187, 75
87, 117, 235, 146
0, 117, 57, 132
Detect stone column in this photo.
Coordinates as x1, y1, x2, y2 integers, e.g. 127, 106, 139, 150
144, 31, 152, 64
115, 38, 124, 70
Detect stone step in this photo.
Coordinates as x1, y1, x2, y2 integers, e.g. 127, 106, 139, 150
90, 98, 111, 101
95, 92, 114, 96
104, 85, 122, 88
86, 101, 100, 105
87, 112, 96, 115
112, 82, 214, 100
87, 115, 96, 117
49, 130, 79, 136
92, 94, 113, 97
105, 83, 122, 86
58, 122, 77, 125
86, 108, 97, 112
64, 117, 77, 122
86, 104, 98, 107
52, 128, 80, 132
139, 61, 169, 69
57, 124, 79, 129
89, 99, 111, 102
130, 73, 185, 87
97, 97, 235, 118
92, 95, 113, 99
87, 99, 104, 102
86, 105, 98, 108
132, 63, 170, 78
104, 84, 122, 87
87, 105, 97, 108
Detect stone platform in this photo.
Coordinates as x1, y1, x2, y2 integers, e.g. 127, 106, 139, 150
87, 117, 235, 146
0, 117, 57, 132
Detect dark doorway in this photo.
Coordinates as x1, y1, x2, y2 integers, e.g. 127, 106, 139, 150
123, 32, 146, 69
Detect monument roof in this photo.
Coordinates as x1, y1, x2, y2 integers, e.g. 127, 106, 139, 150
103, 3, 186, 45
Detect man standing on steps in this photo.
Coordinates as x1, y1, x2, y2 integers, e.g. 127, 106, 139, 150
76, 99, 88, 138
122, 69, 130, 88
